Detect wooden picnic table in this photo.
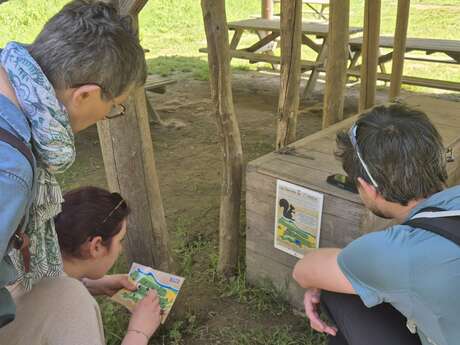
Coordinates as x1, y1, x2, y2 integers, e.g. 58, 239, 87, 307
200, 18, 362, 98
274, 0, 330, 20
348, 36, 460, 92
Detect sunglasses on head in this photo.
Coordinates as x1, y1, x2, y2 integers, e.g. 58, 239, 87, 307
101, 193, 127, 225
348, 123, 379, 188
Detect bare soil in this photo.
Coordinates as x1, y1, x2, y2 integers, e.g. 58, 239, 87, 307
62, 70, 458, 344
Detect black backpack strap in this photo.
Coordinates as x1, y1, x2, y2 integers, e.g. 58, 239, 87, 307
0, 127, 34, 171
0, 127, 34, 271
403, 206, 460, 246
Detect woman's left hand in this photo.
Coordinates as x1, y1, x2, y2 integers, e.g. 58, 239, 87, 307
83, 274, 137, 297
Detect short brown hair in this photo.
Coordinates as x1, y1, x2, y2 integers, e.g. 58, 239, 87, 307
335, 103, 448, 205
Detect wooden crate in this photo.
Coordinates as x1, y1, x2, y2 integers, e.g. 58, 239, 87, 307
245, 95, 460, 309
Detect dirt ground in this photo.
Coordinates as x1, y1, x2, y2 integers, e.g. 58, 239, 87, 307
61, 71, 458, 344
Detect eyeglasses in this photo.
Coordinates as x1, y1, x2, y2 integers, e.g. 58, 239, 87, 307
348, 123, 379, 188
71, 82, 127, 120
101, 193, 127, 225
106, 103, 126, 119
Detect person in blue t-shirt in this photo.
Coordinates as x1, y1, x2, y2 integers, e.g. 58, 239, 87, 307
292, 104, 460, 345
0, 0, 147, 327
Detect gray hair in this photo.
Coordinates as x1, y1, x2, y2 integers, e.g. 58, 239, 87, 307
28, 0, 147, 99
335, 103, 448, 205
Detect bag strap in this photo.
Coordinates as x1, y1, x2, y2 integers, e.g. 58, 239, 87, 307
0, 127, 33, 170
0, 127, 33, 272
403, 206, 460, 246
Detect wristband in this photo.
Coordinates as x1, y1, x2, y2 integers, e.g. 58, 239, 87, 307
127, 328, 149, 341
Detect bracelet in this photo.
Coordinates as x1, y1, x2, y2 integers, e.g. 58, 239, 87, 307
127, 329, 149, 341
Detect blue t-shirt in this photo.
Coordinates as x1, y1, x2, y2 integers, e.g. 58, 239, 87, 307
338, 186, 460, 345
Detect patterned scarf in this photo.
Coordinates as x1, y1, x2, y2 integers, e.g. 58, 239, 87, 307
0, 42, 76, 291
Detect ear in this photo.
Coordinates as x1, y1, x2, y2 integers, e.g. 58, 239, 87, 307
71, 84, 102, 105
357, 177, 378, 199
88, 236, 108, 259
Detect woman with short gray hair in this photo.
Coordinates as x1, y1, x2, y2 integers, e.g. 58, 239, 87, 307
0, 0, 147, 326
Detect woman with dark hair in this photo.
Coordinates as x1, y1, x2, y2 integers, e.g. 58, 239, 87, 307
0, 186, 161, 345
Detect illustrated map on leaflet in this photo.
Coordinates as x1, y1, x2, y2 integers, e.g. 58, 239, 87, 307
112, 263, 185, 323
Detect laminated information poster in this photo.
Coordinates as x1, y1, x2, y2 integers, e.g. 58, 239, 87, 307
112, 263, 184, 323
274, 180, 324, 258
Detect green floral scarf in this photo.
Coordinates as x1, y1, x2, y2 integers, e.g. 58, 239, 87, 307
1, 42, 76, 291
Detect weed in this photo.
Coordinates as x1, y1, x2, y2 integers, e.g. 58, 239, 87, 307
152, 312, 199, 345
210, 324, 326, 345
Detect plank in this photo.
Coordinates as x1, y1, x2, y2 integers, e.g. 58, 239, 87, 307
246, 171, 364, 221
144, 77, 176, 94
245, 32, 280, 52
349, 36, 460, 56
347, 69, 460, 92
246, 250, 305, 310
199, 48, 317, 69
229, 29, 243, 49
248, 151, 361, 204
274, 0, 330, 4
228, 18, 362, 37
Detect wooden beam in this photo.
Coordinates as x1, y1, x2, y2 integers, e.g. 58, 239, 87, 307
359, 0, 381, 112
322, 0, 350, 128
119, 0, 148, 16
97, 0, 173, 271
245, 32, 280, 52
201, 0, 244, 277
389, 0, 410, 100
276, 0, 302, 149
262, 0, 273, 19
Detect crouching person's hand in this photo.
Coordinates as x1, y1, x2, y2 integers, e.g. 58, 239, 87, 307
122, 290, 162, 345
304, 288, 337, 336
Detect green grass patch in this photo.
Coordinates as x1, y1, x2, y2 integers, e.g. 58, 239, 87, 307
2, 0, 458, 87
210, 324, 326, 345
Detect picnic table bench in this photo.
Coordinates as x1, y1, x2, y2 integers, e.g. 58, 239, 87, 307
144, 76, 176, 94
144, 76, 177, 124
199, 18, 362, 97
348, 36, 460, 92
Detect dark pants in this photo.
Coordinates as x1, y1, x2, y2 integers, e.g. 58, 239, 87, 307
321, 291, 422, 345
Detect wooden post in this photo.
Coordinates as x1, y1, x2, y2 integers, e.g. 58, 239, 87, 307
97, 0, 173, 271
322, 0, 350, 128
275, 0, 302, 149
359, 0, 381, 112
262, 0, 273, 19
201, 0, 244, 277
389, 0, 410, 100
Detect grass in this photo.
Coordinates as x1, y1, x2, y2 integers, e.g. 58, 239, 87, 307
2, 0, 458, 88
208, 325, 326, 345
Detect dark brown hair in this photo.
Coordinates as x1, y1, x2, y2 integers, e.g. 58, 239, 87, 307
335, 103, 447, 205
54, 186, 131, 258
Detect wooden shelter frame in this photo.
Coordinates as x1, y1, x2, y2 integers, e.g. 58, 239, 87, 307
98, 0, 173, 271
197, 0, 411, 273
260, 0, 411, 130
96, 0, 411, 277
